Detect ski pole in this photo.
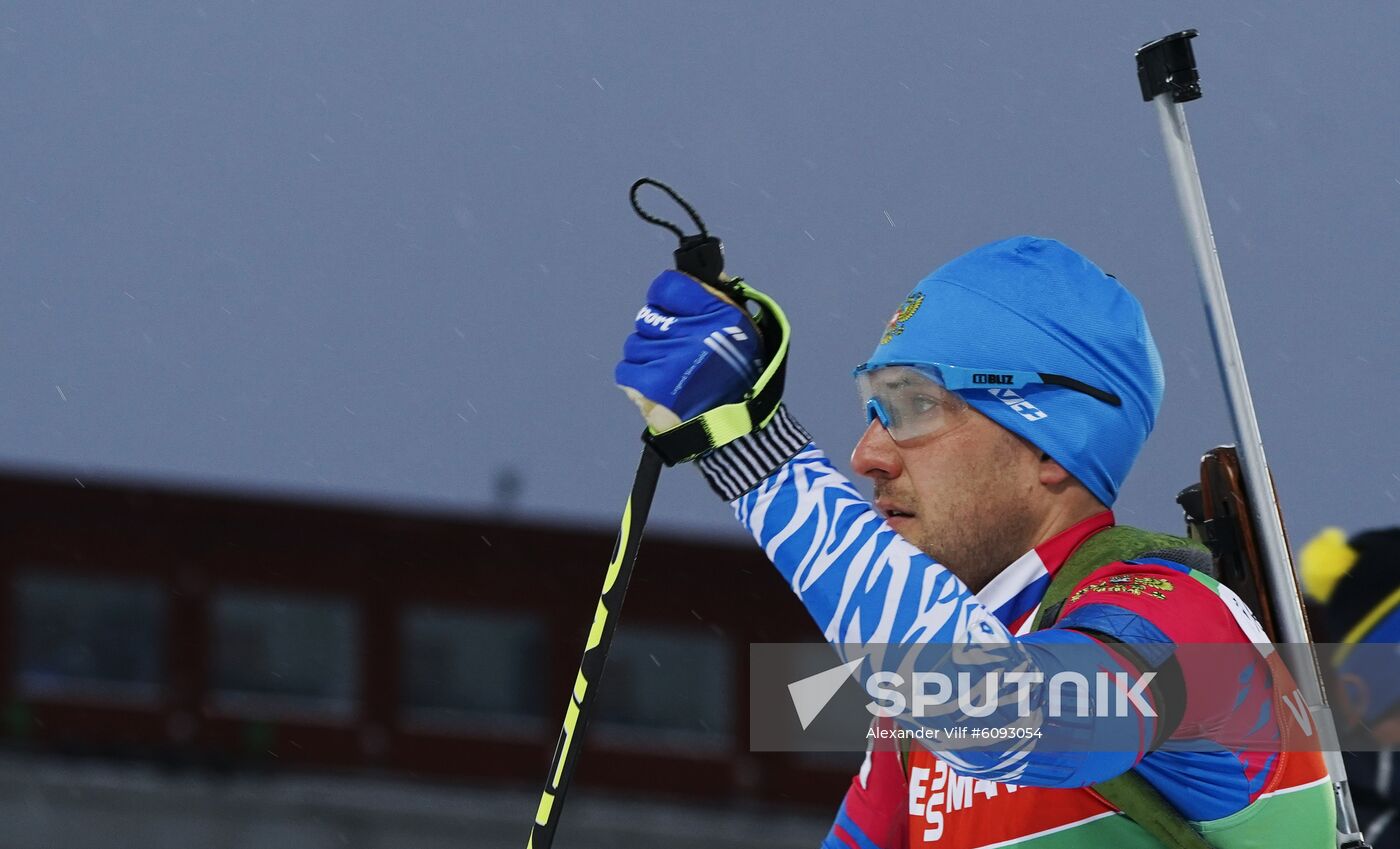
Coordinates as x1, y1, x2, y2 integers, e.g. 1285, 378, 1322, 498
1135, 30, 1368, 849
525, 179, 731, 849
525, 445, 663, 849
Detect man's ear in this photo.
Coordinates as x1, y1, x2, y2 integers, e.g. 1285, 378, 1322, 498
1038, 452, 1073, 487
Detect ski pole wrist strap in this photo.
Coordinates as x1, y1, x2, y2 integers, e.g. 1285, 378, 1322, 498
641, 277, 792, 466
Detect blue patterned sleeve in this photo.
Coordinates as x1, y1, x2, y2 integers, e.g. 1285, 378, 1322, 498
696, 406, 1148, 787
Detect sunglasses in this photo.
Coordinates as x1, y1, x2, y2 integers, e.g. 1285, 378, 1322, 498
854, 361, 1121, 442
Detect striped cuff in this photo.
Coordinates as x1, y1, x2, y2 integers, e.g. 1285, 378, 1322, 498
696, 404, 811, 501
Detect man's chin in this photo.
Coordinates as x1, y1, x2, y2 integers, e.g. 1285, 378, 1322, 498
881, 517, 996, 589
918, 544, 993, 592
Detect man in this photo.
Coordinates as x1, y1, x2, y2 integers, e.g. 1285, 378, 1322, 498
616, 236, 1334, 848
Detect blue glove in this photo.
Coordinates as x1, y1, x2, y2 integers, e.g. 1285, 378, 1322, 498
616, 270, 763, 432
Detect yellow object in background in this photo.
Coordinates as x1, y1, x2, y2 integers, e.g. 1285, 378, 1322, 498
1300, 526, 1359, 603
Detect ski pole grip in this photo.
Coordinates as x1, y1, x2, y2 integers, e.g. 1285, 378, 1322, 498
1136, 29, 1202, 103
674, 234, 725, 287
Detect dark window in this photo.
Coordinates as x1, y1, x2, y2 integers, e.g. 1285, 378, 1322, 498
211, 590, 358, 718
400, 606, 545, 730
15, 571, 166, 701
592, 624, 732, 745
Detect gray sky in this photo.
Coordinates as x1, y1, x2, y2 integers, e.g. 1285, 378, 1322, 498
2, 2, 1396, 550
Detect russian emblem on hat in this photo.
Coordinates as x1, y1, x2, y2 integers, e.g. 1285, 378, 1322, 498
880, 293, 924, 344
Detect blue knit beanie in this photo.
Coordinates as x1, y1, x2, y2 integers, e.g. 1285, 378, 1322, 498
860, 236, 1163, 506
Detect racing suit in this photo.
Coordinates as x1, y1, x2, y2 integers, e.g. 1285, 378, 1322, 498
697, 408, 1334, 849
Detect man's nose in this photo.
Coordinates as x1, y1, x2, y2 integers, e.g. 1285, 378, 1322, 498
851, 419, 902, 481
